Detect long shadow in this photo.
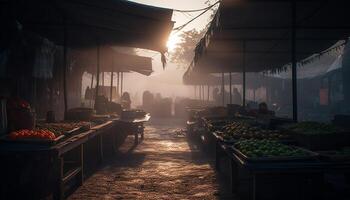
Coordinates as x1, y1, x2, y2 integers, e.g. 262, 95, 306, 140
185, 131, 238, 200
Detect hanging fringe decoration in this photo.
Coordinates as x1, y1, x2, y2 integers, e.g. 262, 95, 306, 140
262, 40, 348, 75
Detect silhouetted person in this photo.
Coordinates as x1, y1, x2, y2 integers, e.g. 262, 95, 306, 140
232, 88, 242, 105
212, 88, 220, 105
121, 92, 131, 110
142, 91, 154, 109
258, 102, 268, 114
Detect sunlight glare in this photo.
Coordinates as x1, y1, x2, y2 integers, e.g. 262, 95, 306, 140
166, 34, 180, 52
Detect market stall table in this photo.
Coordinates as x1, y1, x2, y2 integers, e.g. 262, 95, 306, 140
116, 113, 151, 145
215, 142, 350, 200
0, 120, 119, 200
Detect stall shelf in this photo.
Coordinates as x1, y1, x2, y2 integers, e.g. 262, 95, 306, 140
0, 119, 135, 199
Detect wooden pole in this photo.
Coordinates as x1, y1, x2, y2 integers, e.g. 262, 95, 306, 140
63, 18, 68, 118
229, 72, 232, 104
291, 2, 298, 122
120, 72, 123, 96
110, 71, 114, 102
243, 41, 246, 107
202, 85, 205, 101
90, 74, 94, 107
116, 72, 120, 100
207, 84, 210, 101
102, 72, 104, 86
221, 72, 225, 106
94, 43, 100, 109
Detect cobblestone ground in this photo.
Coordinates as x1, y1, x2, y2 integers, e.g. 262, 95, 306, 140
68, 119, 234, 200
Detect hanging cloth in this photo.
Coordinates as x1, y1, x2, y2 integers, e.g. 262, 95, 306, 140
33, 38, 56, 79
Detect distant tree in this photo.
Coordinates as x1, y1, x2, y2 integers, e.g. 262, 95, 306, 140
170, 29, 205, 68
170, 0, 219, 68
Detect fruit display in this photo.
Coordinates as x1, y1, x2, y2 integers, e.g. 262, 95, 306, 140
36, 121, 91, 136
234, 139, 309, 158
220, 122, 290, 141
288, 121, 342, 135
8, 129, 56, 140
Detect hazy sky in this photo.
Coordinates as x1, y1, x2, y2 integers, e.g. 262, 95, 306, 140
83, 1, 217, 106
125, 1, 216, 105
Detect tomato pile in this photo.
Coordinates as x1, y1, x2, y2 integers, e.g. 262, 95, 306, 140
9, 129, 56, 140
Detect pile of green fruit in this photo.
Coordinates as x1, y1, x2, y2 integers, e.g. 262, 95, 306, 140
288, 121, 342, 135
234, 139, 308, 158
221, 122, 290, 140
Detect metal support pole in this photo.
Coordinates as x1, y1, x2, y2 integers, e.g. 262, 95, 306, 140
201, 85, 203, 101
63, 18, 68, 118
110, 71, 114, 102
291, 2, 298, 122
90, 74, 94, 107
202, 85, 204, 101
116, 72, 120, 100
243, 41, 246, 107
199, 85, 202, 101
203, 85, 205, 101
221, 72, 225, 106
229, 72, 232, 104
207, 84, 210, 101
102, 72, 104, 86
94, 43, 100, 109
120, 72, 124, 95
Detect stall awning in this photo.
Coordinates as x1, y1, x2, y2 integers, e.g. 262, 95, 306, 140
183, 64, 272, 89
5, 0, 174, 52
192, 0, 350, 73
73, 47, 153, 76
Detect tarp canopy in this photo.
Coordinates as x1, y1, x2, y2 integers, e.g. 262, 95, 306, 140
183, 65, 274, 89
192, 0, 350, 73
73, 47, 153, 76
3, 0, 174, 52
183, 66, 218, 85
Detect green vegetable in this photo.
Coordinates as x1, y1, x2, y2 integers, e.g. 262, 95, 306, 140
234, 139, 309, 158
289, 121, 342, 135
220, 122, 290, 140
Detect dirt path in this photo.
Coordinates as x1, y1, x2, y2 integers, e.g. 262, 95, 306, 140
69, 119, 233, 200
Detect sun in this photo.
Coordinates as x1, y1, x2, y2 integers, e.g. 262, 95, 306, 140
166, 34, 180, 52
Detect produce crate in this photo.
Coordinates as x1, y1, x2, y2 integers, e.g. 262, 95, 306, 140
231, 145, 318, 163
0, 134, 65, 145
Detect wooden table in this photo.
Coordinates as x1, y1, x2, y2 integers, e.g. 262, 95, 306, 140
0, 120, 118, 200
215, 141, 350, 200
116, 114, 151, 145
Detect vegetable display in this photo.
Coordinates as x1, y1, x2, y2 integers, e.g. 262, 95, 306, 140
288, 121, 342, 135
36, 121, 90, 136
9, 129, 56, 140
234, 139, 308, 158
221, 122, 290, 140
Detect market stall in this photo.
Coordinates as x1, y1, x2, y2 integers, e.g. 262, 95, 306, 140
186, 109, 350, 200
0, 1, 173, 199
186, 0, 350, 121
